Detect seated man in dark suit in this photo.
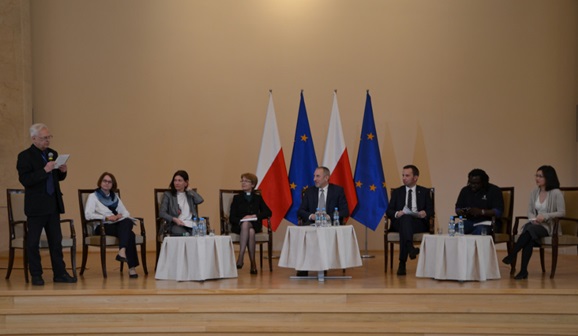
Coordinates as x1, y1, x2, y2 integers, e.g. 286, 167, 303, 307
385, 165, 433, 276
296, 166, 349, 276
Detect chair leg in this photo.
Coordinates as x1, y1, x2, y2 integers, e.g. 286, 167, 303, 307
23, 249, 29, 283
550, 245, 558, 279
5, 247, 15, 279
268, 241, 273, 272
100, 246, 108, 278
540, 248, 546, 273
141, 243, 149, 275
507, 242, 516, 275
259, 244, 263, 270
390, 243, 394, 270
80, 244, 89, 275
155, 241, 161, 271
70, 246, 77, 278
384, 238, 388, 273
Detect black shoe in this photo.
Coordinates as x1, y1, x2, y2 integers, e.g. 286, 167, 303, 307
129, 272, 139, 279
296, 271, 309, 277
250, 269, 258, 275
31, 275, 45, 286
236, 263, 243, 270
116, 255, 128, 263
409, 248, 420, 260
502, 255, 513, 265
53, 272, 77, 283
397, 262, 407, 276
514, 271, 528, 280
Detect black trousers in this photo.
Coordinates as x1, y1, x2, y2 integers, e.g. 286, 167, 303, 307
96, 219, 139, 268
26, 212, 66, 277
392, 215, 428, 262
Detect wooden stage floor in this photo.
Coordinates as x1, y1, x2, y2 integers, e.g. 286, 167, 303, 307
1, 250, 578, 335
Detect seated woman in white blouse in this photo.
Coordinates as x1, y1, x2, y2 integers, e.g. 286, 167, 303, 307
84, 172, 139, 278
159, 170, 204, 236
502, 165, 565, 280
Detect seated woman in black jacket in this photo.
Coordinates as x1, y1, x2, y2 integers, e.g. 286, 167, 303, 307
229, 173, 271, 275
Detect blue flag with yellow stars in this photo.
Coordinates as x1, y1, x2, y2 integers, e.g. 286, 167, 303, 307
352, 92, 388, 230
285, 91, 318, 225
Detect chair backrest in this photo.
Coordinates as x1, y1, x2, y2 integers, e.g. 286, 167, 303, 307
219, 189, 240, 234
6, 189, 26, 240
153, 188, 171, 221
219, 189, 263, 234
498, 187, 515, 234
559, 187, 578, 235
154, 188, 199, 218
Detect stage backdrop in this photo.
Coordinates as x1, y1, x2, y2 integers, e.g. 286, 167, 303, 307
1, 0, 577, 253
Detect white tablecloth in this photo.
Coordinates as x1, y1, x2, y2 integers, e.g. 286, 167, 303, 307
278, 225, 362, 271
155, 236, 238, 281
416, 235, 501, 281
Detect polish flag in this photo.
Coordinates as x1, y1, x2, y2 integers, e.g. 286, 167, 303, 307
322, 91, 358, 215
256, 92, 292, 231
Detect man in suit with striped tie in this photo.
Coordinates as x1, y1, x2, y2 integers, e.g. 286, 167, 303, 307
385, 165, 433, 276
296, 166, 349, 276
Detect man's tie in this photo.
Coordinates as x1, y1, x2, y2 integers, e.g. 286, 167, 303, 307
318, 188, 326, 210
407, 189, 413, 210
43, 151, 55, 196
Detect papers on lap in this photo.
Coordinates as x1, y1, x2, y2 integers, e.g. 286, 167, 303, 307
402, 206, 421, 218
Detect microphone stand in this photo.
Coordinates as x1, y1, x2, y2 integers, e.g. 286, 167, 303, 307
361, 226, 374, 258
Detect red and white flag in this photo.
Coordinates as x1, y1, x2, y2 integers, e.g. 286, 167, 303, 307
322, 92, 358, 215
256, 92, 292, 232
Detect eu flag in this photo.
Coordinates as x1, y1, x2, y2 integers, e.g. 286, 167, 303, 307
352, 92, 388, 230
285, 92, 318, 225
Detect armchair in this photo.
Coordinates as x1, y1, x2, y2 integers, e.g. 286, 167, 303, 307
511, 187, 578, 278
219, 189, 273, 271
383, 187, 435, 272
5, 189, 76, 282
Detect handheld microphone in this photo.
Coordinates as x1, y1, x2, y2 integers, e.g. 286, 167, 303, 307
48, 152, 54, 161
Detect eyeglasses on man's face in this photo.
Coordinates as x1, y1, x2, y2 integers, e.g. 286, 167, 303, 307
36, 135, 53, 141
240, 180, 252, 184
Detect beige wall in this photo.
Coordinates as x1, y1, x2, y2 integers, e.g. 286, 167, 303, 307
2, 0, 577, 253
0, 0, 32, 251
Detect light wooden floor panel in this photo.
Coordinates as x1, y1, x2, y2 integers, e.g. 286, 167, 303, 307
0, 250, 577, 335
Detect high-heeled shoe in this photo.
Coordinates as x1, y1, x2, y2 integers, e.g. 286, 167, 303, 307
236, 263, 243, 270
502, 255, 513, 265
128, 269, 138, 279
514, 270, 528, 280
250, 268, 258, 275
116, 255, 128, 263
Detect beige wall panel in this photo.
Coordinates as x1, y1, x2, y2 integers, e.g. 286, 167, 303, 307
0, 0, 32, 252
14, 0, 578, 253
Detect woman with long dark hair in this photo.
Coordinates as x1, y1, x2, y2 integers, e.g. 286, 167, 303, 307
502, 165, 565, 279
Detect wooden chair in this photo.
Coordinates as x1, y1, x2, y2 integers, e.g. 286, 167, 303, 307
512, 187, 578, 278
219, 189, 273, 272
78, 189, 148, 278
493, 187, 514, 274
383, 187, 435, 272
5, 189, 77, 282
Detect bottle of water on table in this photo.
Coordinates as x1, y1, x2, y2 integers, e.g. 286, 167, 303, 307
458, 216, 464, 236
314, 208, 321, 226
199, 217, 206, 237
333, 207, 340, 226
448, 216, 455, 237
